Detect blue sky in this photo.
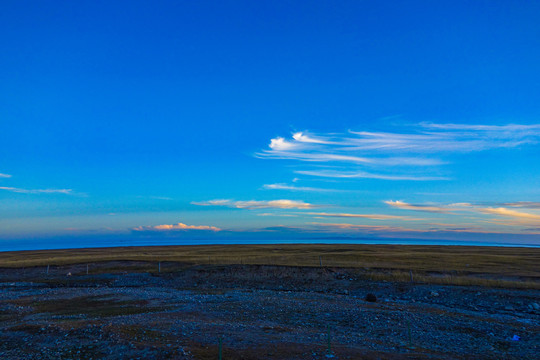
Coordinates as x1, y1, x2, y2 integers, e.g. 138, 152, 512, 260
1, 1, 540, 247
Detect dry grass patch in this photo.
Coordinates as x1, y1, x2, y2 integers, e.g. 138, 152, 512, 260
1, 244, 539, 289
363, 270, 540, 289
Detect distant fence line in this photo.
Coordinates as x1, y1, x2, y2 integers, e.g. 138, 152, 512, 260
35, 256, 540, 290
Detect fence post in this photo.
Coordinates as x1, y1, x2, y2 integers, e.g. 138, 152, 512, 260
158, 261, 161, 273
86, 264, 89, 275
407, 320, 412, 348
409, 270, 414, 283
326, 324, 333, 357
46, 264, 49, 275
319, 256, 322, 267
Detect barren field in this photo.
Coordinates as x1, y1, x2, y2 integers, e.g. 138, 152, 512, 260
0, 245, 539, 359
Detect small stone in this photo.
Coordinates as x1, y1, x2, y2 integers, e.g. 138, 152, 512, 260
532, 303, 540, 311
430, 291, 439, 297
365, 293, 377, 302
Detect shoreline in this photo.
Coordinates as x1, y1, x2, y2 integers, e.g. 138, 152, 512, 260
1, 238, 539, 253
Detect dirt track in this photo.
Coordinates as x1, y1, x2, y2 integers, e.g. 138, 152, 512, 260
0, 262, 539, 359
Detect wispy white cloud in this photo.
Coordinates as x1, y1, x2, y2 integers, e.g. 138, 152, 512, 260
192, 199, 317, 209
307, 212, 423, 221
387, 200, 540, 230
310, 222, 426, 232
0, 186, 73, 195
257, 213, 298, 217
64, 227, 117, 233
194, 199, 231, 206
134, 222, 221, 231
310, 222, 537, 235
496, 202, 540, 209
253, 222, 538, 235
350, 123, 540, 152
427, 226, 516, 234
292, 132, 337, 145
484, 218, 540, 227
0, 174, 79, 195
477, 207, 540, 221
384, 200, 457, 213
420, 123, 540, 132
257, 123, 540, 181
297, 170, 448, 181
269, 137, 299, 151
136, 195, 174, 201
261, 151, 373, 164
262, 183, 339, 192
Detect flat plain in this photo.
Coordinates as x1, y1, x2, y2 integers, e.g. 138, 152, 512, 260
0, 244, 539, 359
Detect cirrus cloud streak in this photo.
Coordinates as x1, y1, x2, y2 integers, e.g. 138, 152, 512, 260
307, 212, 423, 221
386, 200, 540, 226
310, 222, 427, 233
192, 199, 317, 209
263, 183, 340, 192
0, 186, 73, 195
384, 200, 459, 213
134, 222, 221, 232
478, 207, 540, 221
258, 123, 540, 182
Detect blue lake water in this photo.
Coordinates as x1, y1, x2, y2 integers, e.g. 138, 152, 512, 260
1, 237, 539, 252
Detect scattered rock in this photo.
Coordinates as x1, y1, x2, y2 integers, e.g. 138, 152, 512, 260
365, 293, 377, 302
0, 262, 538, 359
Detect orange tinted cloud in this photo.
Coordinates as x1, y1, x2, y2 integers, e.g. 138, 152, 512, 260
307, 212, 423, 220
310, 222, 426, 232
478, 207, 540, 221
134, 222, 221, 231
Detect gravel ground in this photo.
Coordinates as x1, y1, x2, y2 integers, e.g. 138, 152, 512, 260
0, 263, 538, 359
